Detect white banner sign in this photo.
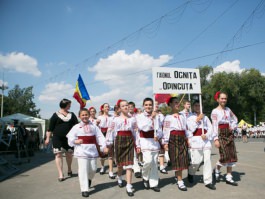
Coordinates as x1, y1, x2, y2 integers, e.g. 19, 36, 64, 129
152, 67, 201, 94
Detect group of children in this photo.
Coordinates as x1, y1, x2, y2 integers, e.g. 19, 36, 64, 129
65, 91, 239, 197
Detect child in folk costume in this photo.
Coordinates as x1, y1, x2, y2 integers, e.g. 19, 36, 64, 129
106, 99, 137, 197
128, 101, 142, 179
179, 99, 192, 118
187, 100, 216, 190
163, 97, 192, 191
136, 98, 162, 192
211, 91, 238, 186
88, 107, 98, 125
97, 103, 115, 179
155, 101, 168, 174
67, 108, 108, 198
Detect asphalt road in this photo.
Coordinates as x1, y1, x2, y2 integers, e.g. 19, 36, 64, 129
0, 140, 265, 199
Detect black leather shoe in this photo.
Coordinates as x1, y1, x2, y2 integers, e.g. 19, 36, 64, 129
118, 181, 124, 188
151, 187, 160, 192
160, 168, 168, 174
99, 167, 105, 175
88, 180, 91, 188
134, 172, 142, 178
213, 169, 220, 182
187, 174, 194, 183
58, 177, 64, 182
126, 190, 134, 197
67, 171, 73, 177
205, 183, 216, 190
109, 174, 116, 179
177, 183, 187, 191
143, 179, 150, 189
81, 192, 89, 197
178, 186, 187, 191
226, 180, 238, 186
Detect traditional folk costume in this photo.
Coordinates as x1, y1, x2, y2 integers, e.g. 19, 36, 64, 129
157, 113, 169, 173
179, 110, 192, 118
187, 113, 215, 189
106, 116, 137, 191
67, 121, 106, 196
136, 111, 163, 191
162, 114, 191, 189
129, 112, 142, 178
89, 117, 97, 126
211, 107, 238, 184
97, 114, 114, 174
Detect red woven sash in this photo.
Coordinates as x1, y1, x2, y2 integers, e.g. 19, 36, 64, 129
140, 130, 154, 138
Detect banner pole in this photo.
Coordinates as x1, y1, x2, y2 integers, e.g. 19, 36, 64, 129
199, 94, 205, 135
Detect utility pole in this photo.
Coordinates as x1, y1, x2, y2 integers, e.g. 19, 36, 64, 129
0, 84, 8, 117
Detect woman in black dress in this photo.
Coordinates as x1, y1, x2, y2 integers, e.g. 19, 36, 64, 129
45, 99, 78, 181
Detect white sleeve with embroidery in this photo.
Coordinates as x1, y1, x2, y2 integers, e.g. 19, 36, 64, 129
66, 124, 78, 147
211, 109, 219, 141
229, 108, 238, 130
106, 120, 115, 146
162, 116, 171, 144
187, 115, 198, 138
205, 116, 213, 140
95, 125, 106, 152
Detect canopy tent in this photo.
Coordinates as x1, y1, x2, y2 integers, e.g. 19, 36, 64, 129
238, 119, 253, 128
0, 113, 46, 139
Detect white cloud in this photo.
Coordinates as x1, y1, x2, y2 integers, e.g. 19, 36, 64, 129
0, 52, 41, 77
39, 82, 74, 102
87, 50, 171, 109
213, 60, 244, 74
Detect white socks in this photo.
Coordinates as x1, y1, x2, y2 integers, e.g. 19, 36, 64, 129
117, 175, 123, 184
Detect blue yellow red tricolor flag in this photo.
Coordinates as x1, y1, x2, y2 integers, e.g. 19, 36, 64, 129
73, 74, 90, 108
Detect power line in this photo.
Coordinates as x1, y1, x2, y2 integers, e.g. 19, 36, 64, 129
84, 41, 265, 87
41, 40, 265, 96
34, 0, 214, 87
212, 0, 265, 65
171, 0, 239, 60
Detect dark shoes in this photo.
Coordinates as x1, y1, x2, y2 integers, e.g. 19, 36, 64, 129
160, 168, 168, 174
151, 187, 160, 192
134, 172, 142, 178
118, 181, 124, 188
109, 173, 116, 179
67, 171, 73, 177
58, 177, 64, 182
88, 180, 92, 188
143, 179, 150, 189
205, 183, 216, 190
213, 169, 220, 182
99, 167, 105, 175
226, 180, 238, 186
126, 190, 134, 197
178, 185, 187, 191
81, 192, 89, 197
187, 174, 194, 183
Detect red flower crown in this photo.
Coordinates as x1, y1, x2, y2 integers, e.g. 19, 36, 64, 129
214, 91, 221, 101
116, 99, 123, 107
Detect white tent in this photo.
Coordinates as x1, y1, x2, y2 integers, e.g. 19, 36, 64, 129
0, 113, 46, 139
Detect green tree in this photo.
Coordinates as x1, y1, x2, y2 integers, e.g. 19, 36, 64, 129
197, 66, 265, 124
4, 85, 40, 117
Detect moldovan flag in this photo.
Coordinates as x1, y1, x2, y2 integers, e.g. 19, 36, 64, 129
73, 74, 90, 108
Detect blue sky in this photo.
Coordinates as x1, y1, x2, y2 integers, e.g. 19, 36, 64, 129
0, 0, 265, 119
